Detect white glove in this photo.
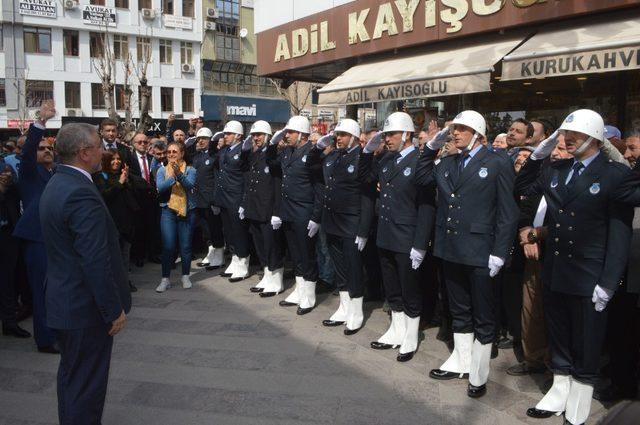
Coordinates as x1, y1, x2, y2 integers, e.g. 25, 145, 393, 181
426, 127, 451, 151
488, 255, 505, 277
211, 206, 221, 215
530, 130, 560, 161
241, 135, 253, 151
410, 248, 426, 270
316, 133, 334, 150
270, 129, 285, 146
270, 216, 282, 230
238, 206, 245, 220
363, 131, 384, 153
307, 220, 320, 238
592, 285, 614, 312
212, 131, 224, 143
355, 236, 367, 252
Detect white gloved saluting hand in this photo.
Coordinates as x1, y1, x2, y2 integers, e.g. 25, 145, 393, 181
270, 129, 285, 146
316, 133, 334, 150
488, 255, 504, 277
426, 127, 451, 151
307, 220, 320, 238
270, 216, 282, 230
410, 248, 426, 270
241, 135, 253, 151
530, 130, 560, 161
355, 236, 367, 252
363, 131, 384, 153
592, 285, 614, 312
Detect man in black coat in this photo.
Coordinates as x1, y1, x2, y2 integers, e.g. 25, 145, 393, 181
515, 109, 632, 425
100, 118, 131, 165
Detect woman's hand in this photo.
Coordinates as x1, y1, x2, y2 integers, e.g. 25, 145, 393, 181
118, 165, 128, 185
171, 162, 182, 178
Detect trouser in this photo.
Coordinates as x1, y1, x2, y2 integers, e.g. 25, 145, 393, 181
502, 269, 524, 343
220, 206, 250, 258
160, 208, 195, 277
326, 233, 364, 298
362, 227, 383, 301
420, 254, 440, 322
544, 286, 608, 385
605, 290, 640, 394
442, 260, 495, 344
521, 260, 548, 367
131, 199, 155, 262
23, 241, 56, 348
316, 228, 335, 285
248, 219, 284, 271
196, 207, 224, 248
378, 248, 422, 318
56, 323, 113, 425
0, 228, 19, 324
283, 220, 318, 282
119, 237, 131, 282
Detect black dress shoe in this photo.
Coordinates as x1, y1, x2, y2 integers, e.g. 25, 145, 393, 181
220, 271, 232, 277
322, 319, 344, 327
279, 300, 297, 307
205, 265, 221, 270
526, 408, 555, 419
196, 261, 208, 267
370, 341, 397, 350
429, 369, 469, 380
397, 351, 415, 362
344, 327, 360, 336
260, 291, 281, 298
2, 324, 32, 338
38, 345, 60, 354
129, 281, 138, 293
467, 383, 486, 398
491, 342, 499, 359
297, 306, 313, 315
250, 287, 264, 293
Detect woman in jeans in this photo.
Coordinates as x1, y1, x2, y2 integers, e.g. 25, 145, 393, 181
93, 149, 139, 292
155, 141, 197, 292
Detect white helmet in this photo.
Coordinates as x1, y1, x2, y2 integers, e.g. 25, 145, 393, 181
451, 110, 486, 137
383, 112, 415, 133
334, 118, 361, 138
559, 109, 604, 142
284, 115, 311, 134
250, 120, 272, 135
223, 120, 244, 135
196, 127, 213, 139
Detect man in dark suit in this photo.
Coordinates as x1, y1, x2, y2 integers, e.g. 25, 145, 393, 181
13, 100, 58, 353
100, 118, 131, 164
422, 111, 519, 398
40, 122, 131, 425
516, 109, 632, 425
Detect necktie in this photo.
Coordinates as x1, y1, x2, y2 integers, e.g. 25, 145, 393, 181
566, 162, 584, 190
335, 150, 347, 165
106, 143, 114, 150
142, 155, 150, 183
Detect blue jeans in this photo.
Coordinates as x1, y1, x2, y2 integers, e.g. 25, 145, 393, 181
160, 207, 195, 278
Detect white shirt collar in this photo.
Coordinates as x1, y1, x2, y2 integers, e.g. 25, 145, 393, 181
229, 142, 241, 151
398, 144, 415, 159
574, 150, 600, 169
62, 164, 93, 182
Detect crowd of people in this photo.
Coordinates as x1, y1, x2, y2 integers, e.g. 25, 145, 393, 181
1, 99, 640, 425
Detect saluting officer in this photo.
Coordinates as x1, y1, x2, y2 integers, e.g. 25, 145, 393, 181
318, 119, 375, 335
359, 112, 436, 362
421, 111, 519, 398
239, 121, 286, 297
215, 120, 251, 282
515, 109, 632, 425
268, 116, 323, 315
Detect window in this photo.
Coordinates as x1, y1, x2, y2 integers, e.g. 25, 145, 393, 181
138, 86, 152, 112
65, 82, 81, 108
115, 0, 129, 8
182, 88, 194, 112
0, 79, 5, 107
115, 85, 128, 110
162, 0, 173, 14
137, 37, 151, 62
138, 0, 151, 9
26, 80, 53, 107
113, 35, 129, 60
90, 32, 104, 58
91, 83, 106, 109
180, 42, 193, 65
24, 27, 51, 54
63, 30, 79, 56
182, 0, 194, 17
161, 87, 173, 112
202, 63, 278, 97
215, 34, 240, 62
0, 25, 4, 52
214, 0, 240, 62
90, 0, 105, 4
159, 39, 172, 64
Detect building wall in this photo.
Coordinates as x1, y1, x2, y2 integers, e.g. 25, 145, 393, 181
240, 5, 255, 65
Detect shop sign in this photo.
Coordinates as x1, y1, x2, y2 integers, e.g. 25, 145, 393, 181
18, 0, 56, 18
299, 109, 312, 118
201, 95, 290, 122
318, 109, 335, 119
502, 46, 640, 80
82, 5, 116, 27
227, 104, 257, 117
163, 15, 193, 30
7, 119, 34, 129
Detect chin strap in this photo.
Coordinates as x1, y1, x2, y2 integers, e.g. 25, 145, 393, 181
347, 136, 355, 149
464, 133, 479, 153
574, 136, 594, 156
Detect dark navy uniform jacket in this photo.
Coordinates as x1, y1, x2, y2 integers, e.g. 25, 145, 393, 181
516, 153, 632, 296
213, 142, 249, 210
192, 147, 217, 209
241, 145, 282, 223
321, 145, 375, 239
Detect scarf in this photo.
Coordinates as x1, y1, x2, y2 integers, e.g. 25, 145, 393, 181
165, 161, 187, 218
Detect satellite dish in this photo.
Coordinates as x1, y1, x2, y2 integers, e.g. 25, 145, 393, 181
239, 28, 248, 38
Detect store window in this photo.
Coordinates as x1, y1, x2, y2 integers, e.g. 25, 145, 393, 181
113, 35, 129, 60
182, 0, 194, 17
202, 63, 277, 97
161, 87, 173, 112
90, 0, 105, 4
63, 30, 79, 56
24, 27, 51, 54
162, 0, 173, 14
115, 85, 128, 110
0, 79, 5, 107
180, 42, 193, 65
215, 0, 240, 62
89, 32, 104, 58
91, 83, 106, 109
26, 80, 53, 108
159, 39, 172, 64
65, 82, 81, 109
137, 37, 151, 62
115, 0, 129, 8
138, 86, 153, 112
138, 0, 151, 9
182, 88, 194, 112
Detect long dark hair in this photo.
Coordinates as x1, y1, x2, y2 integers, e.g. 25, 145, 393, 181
101, 149, 122, 174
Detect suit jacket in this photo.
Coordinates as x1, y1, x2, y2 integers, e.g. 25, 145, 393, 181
515, 153, 633, 296
103, 140, 132, 167
128, 150, 155, 190
192, 148, 217, 208
213, 143, 249, 210
40, 166, 131, 330
241, 145, 282, 223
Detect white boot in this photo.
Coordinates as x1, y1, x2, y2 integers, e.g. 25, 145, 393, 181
326, 291, 349, 323
208, 247, 224, 267
535, 374, 571, 414
229, 256, 250, 281
440, 333, 474, 375
283, 276, 302, 305
251, 267, 271, 292
469, 339, 492, 387
156, 277, 171, 293
181, 275, 192, 289
198, 245, 214, 266
564, 379, 593, 425
376, 311, 405, 347
298, 280, 316, 310
261, 268, 284, 296
223, 255, 239, 276
399, 314, 420, 355
345, 296, 364, 332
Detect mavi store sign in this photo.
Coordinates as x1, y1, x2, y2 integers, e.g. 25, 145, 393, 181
202, 95, 290, 123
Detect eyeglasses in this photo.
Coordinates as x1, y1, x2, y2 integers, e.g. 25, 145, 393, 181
167, 150, 180, 154
38, 146, 54, 151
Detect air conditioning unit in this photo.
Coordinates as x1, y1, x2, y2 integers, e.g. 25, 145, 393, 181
63, 0, 77, 10
206, 8, 218, 19
181, 63, 195, 73
141, 8, 157, 20
66, 108, 82, 117
204, 21, 216, 31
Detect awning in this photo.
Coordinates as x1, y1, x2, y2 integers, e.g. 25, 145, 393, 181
501, 15, 640, 81
317, 37, 524, 106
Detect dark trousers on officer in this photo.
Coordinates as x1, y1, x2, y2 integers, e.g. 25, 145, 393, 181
196, 207, 224, 248
220, 207, 250, 258
0, 228, 19, 325
442, 261, 495, 344
544, 287, 608, 385
23, 241, 56, 348
605, 290, 640, 395
56, 323, 112, 425
248, 220, 284, 271
378, 248, 422, 318
283, 220, 318, 282
326, 233, 364, 298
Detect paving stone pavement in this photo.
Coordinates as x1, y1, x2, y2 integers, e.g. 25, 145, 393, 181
0, 262, 614, 424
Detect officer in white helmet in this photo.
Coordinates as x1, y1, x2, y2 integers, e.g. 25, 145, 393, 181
239, 121, 286, 297
418, 110, 519, 398
516, 109, 632, 424
358, 111, 436, 361
214, 120, 252, 282
316, 119, 375, 335
268, 115, 323, 315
